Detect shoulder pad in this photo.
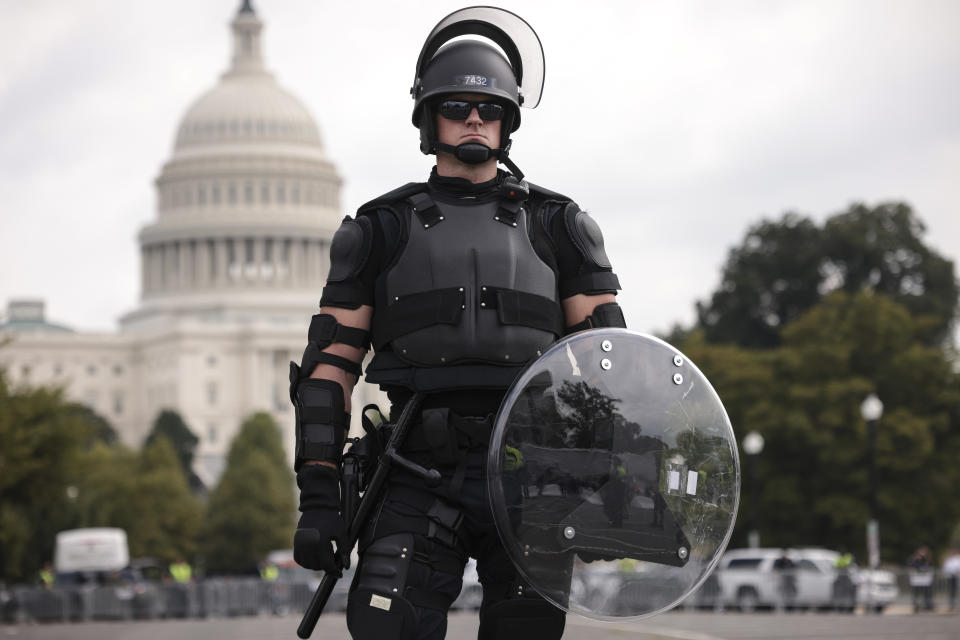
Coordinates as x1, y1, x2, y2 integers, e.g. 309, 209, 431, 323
328, 215, 372, 282
357, 182, 427, 213
563, 205, 612, 269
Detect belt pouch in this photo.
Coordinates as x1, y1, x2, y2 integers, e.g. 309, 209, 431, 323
421, 408, 458, 466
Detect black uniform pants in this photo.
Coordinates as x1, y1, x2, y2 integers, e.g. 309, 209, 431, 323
345, 449, 566, 640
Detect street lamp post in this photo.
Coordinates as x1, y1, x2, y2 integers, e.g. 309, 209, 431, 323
860, 393, 884, 613
743, 431, 765, 549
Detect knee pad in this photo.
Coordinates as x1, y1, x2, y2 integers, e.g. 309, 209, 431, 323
478, 594, 565, 640
348, 587, 417, 640
347, 533, 418, 640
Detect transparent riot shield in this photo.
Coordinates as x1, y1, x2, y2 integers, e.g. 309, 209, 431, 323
487, 329, 739, 620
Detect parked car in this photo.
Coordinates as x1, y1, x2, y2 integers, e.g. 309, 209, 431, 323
854, 566, 899, 613
714, 548, 898, 612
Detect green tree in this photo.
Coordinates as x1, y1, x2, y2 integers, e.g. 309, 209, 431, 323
696, 202, 957, 348
65, 403, 119, 446
203, 412, 295, 574
696, 213, 823, 348
71, 438, 203, 563
146, 409, 203, 491
0, 370, 95, 581
777, 291, 960, 560
822, 203, 958, 344
682, 292, 960, 561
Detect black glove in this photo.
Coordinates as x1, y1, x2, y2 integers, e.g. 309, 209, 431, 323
294, 465, 347, 573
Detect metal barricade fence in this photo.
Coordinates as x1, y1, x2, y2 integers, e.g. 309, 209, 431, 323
12, 569, 953, 622
224, 579, 261, 617
198, 579, 228, 618
161, 583, 195, 618
90, 585, 132, 620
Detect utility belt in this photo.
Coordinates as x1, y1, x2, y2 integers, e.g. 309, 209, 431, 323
351, 407, 487, 559
391, 408, 494, 503
402, 408, 494, 464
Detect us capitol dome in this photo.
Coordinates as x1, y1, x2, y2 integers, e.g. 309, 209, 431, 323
1, 1, 381, 485
127, 0, 342, 328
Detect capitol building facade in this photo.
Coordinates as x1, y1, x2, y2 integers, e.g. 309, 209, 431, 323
0, 2, 382, 485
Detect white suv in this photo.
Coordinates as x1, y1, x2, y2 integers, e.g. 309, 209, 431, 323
713, 547, 898, 612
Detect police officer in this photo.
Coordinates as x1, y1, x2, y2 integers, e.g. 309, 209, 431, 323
169, 557, 192, 584
290, 8, 625, 639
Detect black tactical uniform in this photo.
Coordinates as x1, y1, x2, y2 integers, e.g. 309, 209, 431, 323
290, 8, 626, 640
332, 168, 620, 640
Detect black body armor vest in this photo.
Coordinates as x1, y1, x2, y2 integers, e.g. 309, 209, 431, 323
366, 187, 563, 391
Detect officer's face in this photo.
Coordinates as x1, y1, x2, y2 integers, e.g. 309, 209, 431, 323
435, 92, 502, 151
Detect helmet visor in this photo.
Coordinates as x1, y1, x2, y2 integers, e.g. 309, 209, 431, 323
415, 6, 545, 109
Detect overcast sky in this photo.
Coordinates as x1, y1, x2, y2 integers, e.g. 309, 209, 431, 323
1, 0, 958, 340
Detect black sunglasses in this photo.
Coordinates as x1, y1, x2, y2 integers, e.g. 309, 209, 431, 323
437, 100, 506, 122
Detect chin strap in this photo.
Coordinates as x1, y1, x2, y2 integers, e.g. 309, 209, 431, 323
434, 141, 525, 181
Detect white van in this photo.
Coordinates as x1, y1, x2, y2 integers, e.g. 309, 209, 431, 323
54, 528, 129, 574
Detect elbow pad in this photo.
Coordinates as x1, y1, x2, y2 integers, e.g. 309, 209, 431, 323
565, 301, 627, 335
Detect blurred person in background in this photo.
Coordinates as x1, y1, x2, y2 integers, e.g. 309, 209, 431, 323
774, 549, 797, 610
942, 547, 960, 612
907, 546, 935, 612
37, 563, 54, 589
169, 557, 192, 585
832, 548, 857, 611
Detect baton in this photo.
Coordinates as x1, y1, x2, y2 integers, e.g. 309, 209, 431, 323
297, 392, 440, 638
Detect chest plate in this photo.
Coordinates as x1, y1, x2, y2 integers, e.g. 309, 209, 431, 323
375, 197, 561, 367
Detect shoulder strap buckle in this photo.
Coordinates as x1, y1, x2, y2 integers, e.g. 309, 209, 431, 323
407, 192, 444, 229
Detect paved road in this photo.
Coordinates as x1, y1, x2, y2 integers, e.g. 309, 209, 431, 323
3, 610, 958, 640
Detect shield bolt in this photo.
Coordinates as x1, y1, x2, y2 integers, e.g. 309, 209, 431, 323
563, 526, 576, 540
673, 373, 683, 385
601, 340, 612, 352
673, 354, 683, 367
678, 546, 689, 560
601, 358, 612, 371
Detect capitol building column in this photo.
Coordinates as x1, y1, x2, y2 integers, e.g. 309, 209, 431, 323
289, 239, 303, 287
195, 240, 210, 289
215, 239, 229, 286
179, 240, 191, 290
253, 237, 265, 283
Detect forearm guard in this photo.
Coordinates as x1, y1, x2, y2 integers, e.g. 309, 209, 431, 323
289, 371, 349, 471
290, 312, 369, 471
565, 301, 627, 335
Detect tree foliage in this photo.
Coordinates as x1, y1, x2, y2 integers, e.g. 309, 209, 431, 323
0, 370, 205, 581
697, 202, 958, 347
71, 438, 203, 563
65, 403, 119, 446
0, 370, 94, 582
202, 412, 296, 574
822, 203, 958, 344
696, 213, 823, 348
681, 291, 960, 562
146, 409, 203, 492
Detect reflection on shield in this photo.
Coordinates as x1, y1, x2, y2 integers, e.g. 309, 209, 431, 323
488, 329, 740, 620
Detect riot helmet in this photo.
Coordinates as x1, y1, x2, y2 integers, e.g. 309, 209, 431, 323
410, 6, 544, 176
